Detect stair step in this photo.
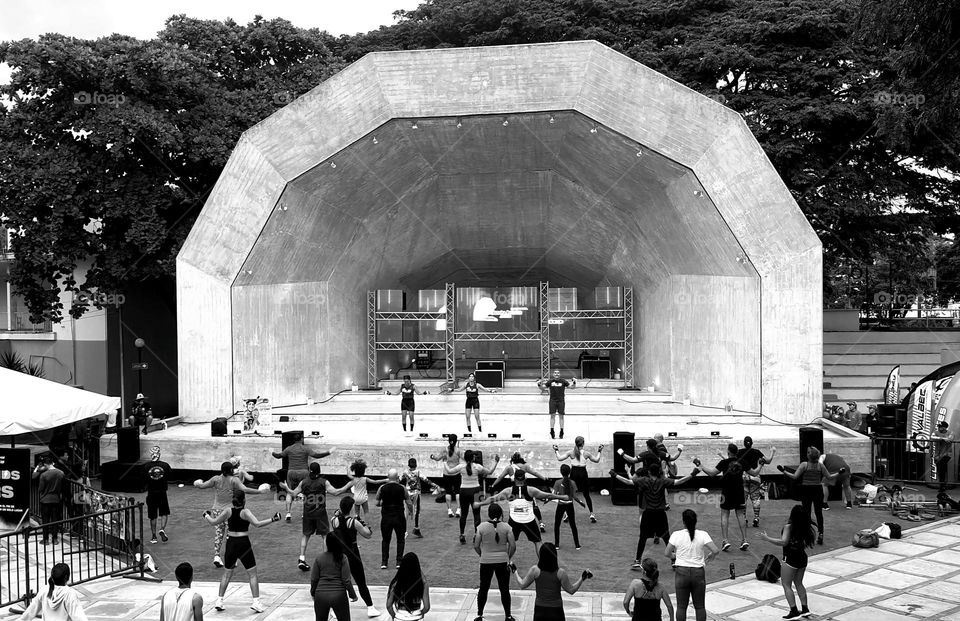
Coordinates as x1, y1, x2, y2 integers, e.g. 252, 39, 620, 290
824, 331, 960, 345
824, 353, 941, 365
825, 342, 960, 355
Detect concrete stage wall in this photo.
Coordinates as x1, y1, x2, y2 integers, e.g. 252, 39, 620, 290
178, 42, 821, 423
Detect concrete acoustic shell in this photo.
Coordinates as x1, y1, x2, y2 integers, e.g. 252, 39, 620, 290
177, 41, 822, 423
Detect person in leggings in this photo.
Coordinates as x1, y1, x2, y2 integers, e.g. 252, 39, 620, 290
513, 542, 592, 621
430, 434, 462, 518
194, 462, 266, 568
309, 532, 357, 621
375, 469, 413, 569
554, 436, 603, 523
473, 503, 516, 621
665, 509, 719, 621
492, 453, 549, 532
330, 496, 380, 618
552, 464, 586, 549
759, 504, 817, 620
446, 450, 499, 544
778, 447, 844, 545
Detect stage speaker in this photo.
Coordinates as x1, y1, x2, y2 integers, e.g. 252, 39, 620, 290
798, 427, 823, 461
101, 460, 148, 493
117, 426, 141, 463
611, 431, 637, 505
474, 369, 503, 389
874, 404, 905, 437
281, 430, 304, 471
581, 360, 611, 379
211, 417, 227, 437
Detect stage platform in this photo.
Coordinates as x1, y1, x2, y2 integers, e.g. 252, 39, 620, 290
101, 394, 871, 478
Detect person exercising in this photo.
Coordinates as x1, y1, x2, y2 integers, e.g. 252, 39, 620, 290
555, 437, 603, 523
537, 369, 577, 440
386, 375, 427, 433
475, 469, 569, 557
271, 433, 335, 522
454, 372, 496, 433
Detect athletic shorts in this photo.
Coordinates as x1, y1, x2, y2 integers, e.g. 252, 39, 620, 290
132, 414, 149, 426
465, 397, 480, 410
401, 399, 415, 413
639, 508, 669, 539
442, 474, 461, 495
549, 399, 565, 415
720, 499, 746, 511
146, 491, 170, 519
224, 536, 256, 569
287, 469, 309, 490
509, 518, 541, 543
303, 515, 329, 537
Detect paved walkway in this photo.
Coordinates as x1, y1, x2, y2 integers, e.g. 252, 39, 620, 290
7, 515, 960, 620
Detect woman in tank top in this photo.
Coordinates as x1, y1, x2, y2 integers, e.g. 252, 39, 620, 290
386, 375, 427, 433
454, 372, 497, 433
194, 461, 268, 568
430, 434, 462, 518
329, 496, 380, 617
491, 452, 549, 533
445, 449, 499, 544
554, 436, 603, 523
623, 558, 673, 621
778, 447, 844, 545
759, 504, 817, 620
513, 542, 591, 621
203, 490, 281, 613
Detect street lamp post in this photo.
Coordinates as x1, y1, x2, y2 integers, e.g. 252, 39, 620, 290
134, 338, 145, 395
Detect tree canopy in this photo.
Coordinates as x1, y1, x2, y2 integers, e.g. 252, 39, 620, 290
2, 1, 959, 321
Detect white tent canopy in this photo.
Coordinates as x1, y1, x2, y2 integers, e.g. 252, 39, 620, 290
0, 367, 121, 436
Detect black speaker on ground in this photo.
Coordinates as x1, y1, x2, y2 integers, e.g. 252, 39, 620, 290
611, 431, 637, 505
211, 417, 227, 437
117, 426, 141, 463
474, 369, 504, 389
280, 430, 304, 471
101, 460, 148, 493
798, 427, 824, 460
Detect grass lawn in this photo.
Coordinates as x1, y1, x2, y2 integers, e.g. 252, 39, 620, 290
128, 481, 937, 595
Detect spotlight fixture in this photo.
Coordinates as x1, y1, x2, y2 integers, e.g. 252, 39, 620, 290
590, 126, 598, 134
330, 162, 336, 168
549, 115, 555, 124
636, 150, 643, 157
456, 118, 462, 128
411, 121, 418, 130
693, 190, 703, 197
372, 136, 378, 144
502, 118, 509, 127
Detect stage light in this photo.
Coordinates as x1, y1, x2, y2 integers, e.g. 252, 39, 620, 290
372, 136, 378, 144
590, 126, 598, 133
502, 118, 509, 126
693, 190, 703, 197
330, 162, 336, 168
411, 121, 418, 129
636, 150, 643, 157
549, 115, 555, 124
456, 118, 462, 128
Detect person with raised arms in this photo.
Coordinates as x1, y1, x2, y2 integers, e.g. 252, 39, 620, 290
475, 469, 569, 557
554, 437, 603, 523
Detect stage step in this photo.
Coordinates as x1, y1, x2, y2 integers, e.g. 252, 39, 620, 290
824, 330, 960, 345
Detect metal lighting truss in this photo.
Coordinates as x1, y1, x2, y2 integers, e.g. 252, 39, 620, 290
539, 281, 551, 380
623, 287, 634, 386
445, 283, 456, 384
367, 290, 377, 388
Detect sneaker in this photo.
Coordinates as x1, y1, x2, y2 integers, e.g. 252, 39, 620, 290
550, 429, 555, 439
380, 564, 388, 570
539, 522, 546, 533
285, 513, 292, 522
367, 606, 381, 618
556, 543, 560, 549
845, 502, 853, 509
459, 534, 466, 544
559, 430, 564, 439
447, 509, 454, 518
783, 608, 802, 620
150, 536, 158, 544
816, 533, 823, 546
590, 514, 597, 523
214, 597, 225, 611
413, 528, 423, 538
575, 546, 581, 550
455, 508, 461, 517
739, 541, 750, 551
800, 606, 812, 618
631, 559, 642, 569
213, 555, 223, 568
752, 518, 759, 528
721, 540, 731, 551
298, 559, 310, 572
250, 600, 265, 613
823, 503, 830, 511
653, 536, 660, 544
158, 529, 168, 542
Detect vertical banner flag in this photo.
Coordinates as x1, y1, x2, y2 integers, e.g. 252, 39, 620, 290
884, 365, 901, 404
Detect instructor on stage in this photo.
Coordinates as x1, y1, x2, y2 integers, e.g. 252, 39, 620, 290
538, 369, 577, 440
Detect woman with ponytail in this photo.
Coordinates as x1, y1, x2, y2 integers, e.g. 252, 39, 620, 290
623, 558, 674, 621
551, 464, 586, 550
554, 436, 603, 522
444, 450, 499, 544
664, 510, 718, 621
473, 503, 516, 621
429, 434, 462, 518
21, 563, 87, 621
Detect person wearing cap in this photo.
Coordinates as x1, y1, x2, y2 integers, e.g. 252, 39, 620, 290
145, 446, 172, 544
271, 432, 335, 521
127, 393, 153, 435
280, 462, 352, 572
934, 420, 955, 492
843, 402, 863, 431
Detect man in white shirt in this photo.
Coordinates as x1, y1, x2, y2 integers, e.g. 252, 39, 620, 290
160, 562, 203, 621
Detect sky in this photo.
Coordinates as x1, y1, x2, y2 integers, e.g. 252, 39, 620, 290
0, 0, 423, 83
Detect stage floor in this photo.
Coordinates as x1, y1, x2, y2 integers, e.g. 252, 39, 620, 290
101, 399, 871, 478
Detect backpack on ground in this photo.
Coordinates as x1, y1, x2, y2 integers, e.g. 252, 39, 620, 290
884, 522, 902, 539
755, 553, 781, 582
852, 528, 880, 548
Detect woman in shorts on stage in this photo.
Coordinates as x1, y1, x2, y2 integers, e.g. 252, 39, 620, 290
203, 489, 281, 613
444, 449, 499, 544
491, 452, 549, 533
554, 436, 603, 523
386, 375, 426, 433
194, 461, 268, 567
758, 504, 817, 620
454, 372, 496, 433
430, 434, 462, 518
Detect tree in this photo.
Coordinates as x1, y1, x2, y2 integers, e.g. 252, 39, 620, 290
0, 16, 343, 322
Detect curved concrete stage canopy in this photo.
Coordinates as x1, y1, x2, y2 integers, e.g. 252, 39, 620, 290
177, 41, 822, 423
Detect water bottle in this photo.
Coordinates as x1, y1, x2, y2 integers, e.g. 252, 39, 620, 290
729, 563, 735, 579
725, 399, 733, 412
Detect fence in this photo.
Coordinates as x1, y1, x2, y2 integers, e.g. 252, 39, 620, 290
3, 481, 144, 608
871, 436, 960, 487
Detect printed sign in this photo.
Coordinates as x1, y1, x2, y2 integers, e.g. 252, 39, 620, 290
0, 448, 31, 520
